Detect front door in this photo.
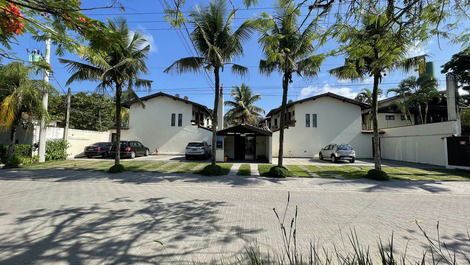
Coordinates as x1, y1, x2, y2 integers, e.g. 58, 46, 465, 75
234, 135, 245, 160
245, 136, 256, 160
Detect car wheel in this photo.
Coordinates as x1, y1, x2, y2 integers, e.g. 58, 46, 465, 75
144, 149, 149, 156
350, 158, 355, 163
185, 155, 190, 160
130, 151, 136, 159
101, 152, 108, 159
331, 155, 337, 163
319, 152, 323, 160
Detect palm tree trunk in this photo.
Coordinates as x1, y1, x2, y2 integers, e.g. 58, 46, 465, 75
114, 82, 122, 166
418, 103, 423, 124
424, 103, 429, 124
211, 67, 220, 166
372, 73, 381, 170
278, 73, 289, 167
7, 126, 17, 159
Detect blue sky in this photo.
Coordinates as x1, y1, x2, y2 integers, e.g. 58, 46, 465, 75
6, 0, 468, 113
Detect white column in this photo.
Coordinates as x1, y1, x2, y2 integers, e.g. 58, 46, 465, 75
38, 35, 51, 163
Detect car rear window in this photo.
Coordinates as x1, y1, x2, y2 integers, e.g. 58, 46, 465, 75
187, 142, 204, 147
338, 144, 353, 150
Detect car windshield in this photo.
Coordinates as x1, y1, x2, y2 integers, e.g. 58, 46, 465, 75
187, 142, 204, 147
338, 144, 353, 150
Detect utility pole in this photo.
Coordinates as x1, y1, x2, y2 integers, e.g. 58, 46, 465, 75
63, 87, 71, 142
38, 35, 51, 163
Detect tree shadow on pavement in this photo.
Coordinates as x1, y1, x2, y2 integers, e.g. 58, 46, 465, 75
0, 197, 263, 264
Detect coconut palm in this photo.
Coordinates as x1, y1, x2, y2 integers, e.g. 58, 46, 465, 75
59, 19, 152, 169
355, 88, 382, 105
330, 13, 426, 170
397, 75, 439, 124
164, 0, 254, 167
257, 1, 325, 167
224, 84, 264, 126
0, 62, 47, 159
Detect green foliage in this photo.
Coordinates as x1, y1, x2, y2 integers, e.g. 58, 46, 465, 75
237, 164, 251, 176
0, 144, 32, 160
198, 164, 230, 176
3, 155, 22, 168
108, 164, 126, 173
48, 92, 116, 131
461, 109, 470, 130
267, 166, 292, 178
45, 139, 68, 161
366, 169, 390, 181
355, 88, 382, 105
441, 47, 470, 105
224, 84, 264, 126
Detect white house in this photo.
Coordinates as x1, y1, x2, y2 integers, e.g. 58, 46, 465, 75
265, 93, 373, 158
122, 92, 213, 155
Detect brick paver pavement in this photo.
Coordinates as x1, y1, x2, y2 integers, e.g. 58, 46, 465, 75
0, 169, 469, 264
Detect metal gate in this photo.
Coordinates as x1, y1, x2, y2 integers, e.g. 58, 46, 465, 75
447, 136, 470, 167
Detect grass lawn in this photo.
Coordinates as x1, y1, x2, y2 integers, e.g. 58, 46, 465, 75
286, 165, 311, 177
237, 164, 251, 176
258, 164, 276, 176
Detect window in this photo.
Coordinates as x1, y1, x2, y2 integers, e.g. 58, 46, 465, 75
385, 115, 395, 120
288, 112, 291, 121
178, 113, 183, 127
171, 113, 176, 127
312, 114, 317, 128
305, 114, 310, 127
274, 118, 278, 127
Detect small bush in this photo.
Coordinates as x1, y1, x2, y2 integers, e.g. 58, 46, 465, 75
0, 144, 33, 163
198, 164, 228, 176
46, 139, 69, 161
108, 164, 125, 173
3, 155, 39, 168
366, 169, 390, 181
266, 166, 292, 178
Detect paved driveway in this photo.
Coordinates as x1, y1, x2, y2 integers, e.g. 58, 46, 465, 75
0, 169, 468, 264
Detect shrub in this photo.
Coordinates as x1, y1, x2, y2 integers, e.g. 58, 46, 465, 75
0, 144, 33, 163
2, 155, 38, 168
366, 169, 390, 181
108, 164, 125, 173
198, 164, 228, 176
266, 166, 292, 178
46, 139, 69, 161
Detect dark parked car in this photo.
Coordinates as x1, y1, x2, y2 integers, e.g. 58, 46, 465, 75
319, 144, 356, 163
84, 142, 112, 158
110, 141, 150, 159
185, 141, 211, 159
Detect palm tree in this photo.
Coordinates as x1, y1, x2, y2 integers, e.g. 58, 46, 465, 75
388, 80, 415, 125
330, 13, 426, 171
355, 88, 382, 104
257, 1, 325, 167
224, 84, 264, 126
164, 0, 254, 167
0, 62, 47, 159
59, 19, 152, 169
397, 75, 439, 124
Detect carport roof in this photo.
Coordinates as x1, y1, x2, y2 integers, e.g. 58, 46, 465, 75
217, 124, 272, 136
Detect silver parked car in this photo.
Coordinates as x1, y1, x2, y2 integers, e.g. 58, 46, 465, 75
185, 141, 211, 160
319, 144, 355, 163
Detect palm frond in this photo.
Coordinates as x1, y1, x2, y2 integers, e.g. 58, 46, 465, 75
231, 64, 248, 76
164, 57, 205, 74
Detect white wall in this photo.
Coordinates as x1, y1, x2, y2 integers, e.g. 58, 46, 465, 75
380, 120, 460, 166
126, 96, 212, 154
363, 113, 413, 129
272, 97, 372, 158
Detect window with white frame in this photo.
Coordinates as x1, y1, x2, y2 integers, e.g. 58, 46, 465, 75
312, 114, 317, 128
178, 113, 183, 127
305, 114, 310, 127
171, 113, 176, 127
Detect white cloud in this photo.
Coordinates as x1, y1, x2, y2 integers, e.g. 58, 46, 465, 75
299, 84, 358, 99
406, 41, 428, 58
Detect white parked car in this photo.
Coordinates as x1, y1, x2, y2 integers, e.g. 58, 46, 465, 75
185, 141, 211, 160
319, 144, 355, 163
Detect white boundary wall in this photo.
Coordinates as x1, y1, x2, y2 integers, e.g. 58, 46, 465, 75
380, 120, 460, 166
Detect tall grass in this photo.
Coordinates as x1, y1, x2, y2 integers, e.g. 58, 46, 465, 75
226, 193, 469, 265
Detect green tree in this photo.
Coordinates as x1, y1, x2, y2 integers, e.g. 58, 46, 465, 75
388, 83, 414, 124
355, 88, 382, 104
164, 0, 254, 167
48, 92, 115, 131
441, 47, 470, 105
256, 0, 325, 167
224, 84, 264, 126
0, 62, 47, 158
397, 75, 440, 124
59, 19, 152, 169
329, 10, 432, 170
